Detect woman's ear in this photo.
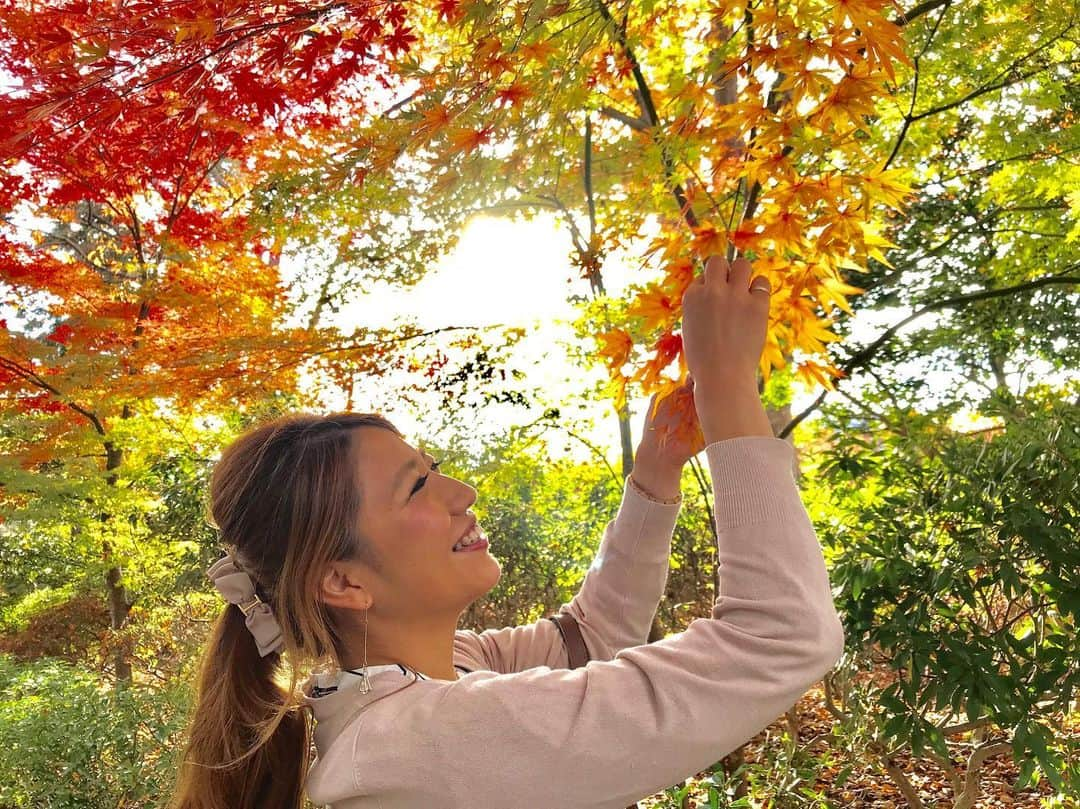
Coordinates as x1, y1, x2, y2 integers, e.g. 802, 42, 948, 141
319, 560, 373, 611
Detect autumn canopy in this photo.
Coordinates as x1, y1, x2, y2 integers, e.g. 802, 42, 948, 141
0, 0, 912, 450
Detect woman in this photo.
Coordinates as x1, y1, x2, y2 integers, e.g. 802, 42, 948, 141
170, 255, 844, 809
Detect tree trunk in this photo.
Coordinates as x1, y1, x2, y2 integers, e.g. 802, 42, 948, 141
618, 397, 634, 479
105, 555, 132, 683
104, 440, 132, 685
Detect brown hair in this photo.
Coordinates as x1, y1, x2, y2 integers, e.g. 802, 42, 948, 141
169, 412, 401, 809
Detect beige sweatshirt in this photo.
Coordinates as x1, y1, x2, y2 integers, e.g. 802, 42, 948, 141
300, 435, 845, 809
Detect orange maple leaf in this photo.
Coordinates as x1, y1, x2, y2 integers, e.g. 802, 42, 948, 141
420, 103, 454, 132
495, 82, 531, 108
517, 40, 557, 63
690, 223, 728, 258
595, 328, 634, 373
627, 283, 678, 329
630, 330, 684, 391
448, 126, 493, 155
661, 256, 696, 299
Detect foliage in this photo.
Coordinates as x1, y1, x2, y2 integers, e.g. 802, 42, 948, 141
801, 385, 1080, 802
262, 0, 914, 414
2, 0, 914, 426
0, 653, 190, 808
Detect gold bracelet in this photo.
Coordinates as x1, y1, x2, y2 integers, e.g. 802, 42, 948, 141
628, 473, 683, 505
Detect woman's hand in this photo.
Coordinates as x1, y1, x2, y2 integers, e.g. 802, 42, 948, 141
682, 254, 774, 443
638, 375, 706, 468
682, 255, 771, 388
630, 376, 706, 502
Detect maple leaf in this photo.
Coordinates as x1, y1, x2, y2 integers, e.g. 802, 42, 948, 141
595, 328, 634, 374
810, 69, 881, 132
816, 269, 865, 316
627, 283, 678, 330
796, 358, 844, 391
495, 82, 531, 108
420, 102, 455, 132
384, 25, 418, 56
630, 330, 683, 391
758, 329, 786, 383
448, 126, 494, 155
474, 35, 512, 76
435, 0, 463, 23
858, 168, 913, 211
517, 40, 557, 64
690, 223, 728, 258
661, 256, 696, 299
759, 209, 807, 252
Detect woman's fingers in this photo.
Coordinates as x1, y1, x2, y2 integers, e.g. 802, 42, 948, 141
699, 255, 756, 291
729, 257, 753, 290
702, 254, 727, 286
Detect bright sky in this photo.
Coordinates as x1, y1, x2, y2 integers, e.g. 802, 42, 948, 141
303, 212, 828, 462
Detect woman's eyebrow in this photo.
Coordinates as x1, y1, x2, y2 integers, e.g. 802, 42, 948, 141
391, 447, 430, 496
392, 457, 424, 495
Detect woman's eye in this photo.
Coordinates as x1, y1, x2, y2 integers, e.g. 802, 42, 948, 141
410, 459, 442, 496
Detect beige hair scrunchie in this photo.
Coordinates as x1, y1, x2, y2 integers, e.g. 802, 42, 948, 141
206, 554, 285, 657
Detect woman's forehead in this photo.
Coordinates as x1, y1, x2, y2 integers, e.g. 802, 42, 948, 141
350, 428, 424, 500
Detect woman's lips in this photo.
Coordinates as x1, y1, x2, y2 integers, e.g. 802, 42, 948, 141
453, 538, 489, 553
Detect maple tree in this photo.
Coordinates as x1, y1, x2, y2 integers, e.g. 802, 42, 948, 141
0, 0, 506, 680
746, 0, 1077, 802
6, 0, 916, 424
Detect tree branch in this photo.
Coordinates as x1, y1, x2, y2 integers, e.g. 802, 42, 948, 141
0, 355, 106, 436
778, 270, 1080, 438
593, 0, 699, 228
894, 0, 952, 26
598, 104, 647, 131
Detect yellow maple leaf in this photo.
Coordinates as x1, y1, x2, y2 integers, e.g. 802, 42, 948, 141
817, 270, 866, 316
759, 208, 807, 253
796, 358, 844, 391
859, 167, 912, 210
861, 220, 899, 267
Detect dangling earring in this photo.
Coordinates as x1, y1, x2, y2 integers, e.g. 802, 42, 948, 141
358, 607, 371, 694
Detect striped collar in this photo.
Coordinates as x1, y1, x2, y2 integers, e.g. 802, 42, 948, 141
308, 662, 473, 698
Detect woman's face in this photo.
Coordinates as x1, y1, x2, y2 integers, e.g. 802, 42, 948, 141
345, 426, 502, 620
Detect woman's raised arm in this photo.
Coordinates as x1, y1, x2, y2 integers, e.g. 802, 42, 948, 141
305, 432, 844, 809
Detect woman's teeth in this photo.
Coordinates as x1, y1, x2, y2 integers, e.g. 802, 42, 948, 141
452, 525, 487, 551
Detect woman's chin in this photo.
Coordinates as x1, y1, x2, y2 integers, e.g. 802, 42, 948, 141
476, 555, 502, 590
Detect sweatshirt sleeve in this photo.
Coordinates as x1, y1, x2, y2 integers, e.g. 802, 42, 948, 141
453, 472, 683, 673
400, 436, 846, 808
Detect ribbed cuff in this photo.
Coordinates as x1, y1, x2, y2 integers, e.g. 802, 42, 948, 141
704, 436, 804, 529
627, 472, 683, 505
611, 473, 683, 565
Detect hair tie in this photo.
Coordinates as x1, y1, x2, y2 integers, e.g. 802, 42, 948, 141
206, 554, 285, 658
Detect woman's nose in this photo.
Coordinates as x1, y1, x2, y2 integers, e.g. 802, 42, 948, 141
449, 477, 477, 511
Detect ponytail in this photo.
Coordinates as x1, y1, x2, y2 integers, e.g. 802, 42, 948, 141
169, 604, 310, 809
171, 412, 400, 808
